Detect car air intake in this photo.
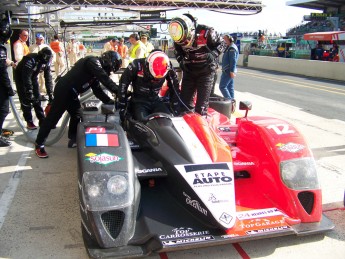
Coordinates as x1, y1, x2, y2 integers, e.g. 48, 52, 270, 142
101, 210, 125, 239
298, 191, 314, 215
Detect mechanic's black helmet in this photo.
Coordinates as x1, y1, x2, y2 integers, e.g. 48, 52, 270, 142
38, 47, 53, 64
0, 19, 13, 44
101, 51, 122, 74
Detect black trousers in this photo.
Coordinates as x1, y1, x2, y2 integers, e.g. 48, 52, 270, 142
0, 88, 10, 131
36, 83, 82, 146
131, 96, 171, 122
15, 79, 45, 123
180, 69, 216, 115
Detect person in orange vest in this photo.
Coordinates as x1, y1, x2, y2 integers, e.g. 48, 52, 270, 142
117, 37, 128, 68
50, 34, 65, 77
78, 42, 86, 58
13, 29, 30, 65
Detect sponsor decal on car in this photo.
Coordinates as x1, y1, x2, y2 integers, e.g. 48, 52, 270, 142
184, 192, 208, 216
246, 226, 290, 235
276, 142, 305, 153
233, 161, 255, 166
85, 152, 123, 165
85, 127, 106, 134
136, 168, 163, 174
162, 235, 215, 246
159, 227, 210, 240
85, 133, 119, 147
176, 163, 236, 229
237, 208, 284, 220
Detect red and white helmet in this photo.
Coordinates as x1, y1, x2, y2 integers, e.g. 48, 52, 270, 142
146, 51, 170, 79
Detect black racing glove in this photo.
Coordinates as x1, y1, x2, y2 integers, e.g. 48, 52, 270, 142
7, 88, 16, 97
207, 53, 215, 63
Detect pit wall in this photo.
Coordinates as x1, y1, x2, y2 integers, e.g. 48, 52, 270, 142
238, 54, 345, 81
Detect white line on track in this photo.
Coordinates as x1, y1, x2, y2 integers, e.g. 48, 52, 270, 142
0, 143, 32, 230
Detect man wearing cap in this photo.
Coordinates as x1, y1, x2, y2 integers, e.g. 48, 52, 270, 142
29, 33, 51, 101
13, 29, 30, 65
140, 33, 154, 57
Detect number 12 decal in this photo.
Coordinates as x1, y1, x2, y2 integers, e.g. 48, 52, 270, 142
267, 124, 294, 135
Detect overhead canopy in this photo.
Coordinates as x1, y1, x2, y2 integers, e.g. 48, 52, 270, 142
303, 31, 345, 41
286, 0, 345, 11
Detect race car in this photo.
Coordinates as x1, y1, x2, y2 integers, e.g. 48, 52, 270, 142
77, 96, 334, 258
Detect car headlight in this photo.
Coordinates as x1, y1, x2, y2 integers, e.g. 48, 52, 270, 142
280, 157, 320, 190
82, 171, 130, 211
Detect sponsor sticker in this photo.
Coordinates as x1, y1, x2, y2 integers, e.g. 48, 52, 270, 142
159, 227, 210, 240
276, 142, 305, 153
85, 152, 123, 165
237, 208, 283, 220
85, 133, 119, 147
162, 235, 215, 246
85, 127, 106, 134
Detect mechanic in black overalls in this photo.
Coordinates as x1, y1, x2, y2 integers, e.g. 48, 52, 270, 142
35, 51, 121, 158
118, 50, 180, 122
168, 14, 226, 115
14, 47, 54, 130
0, 18, 16, 147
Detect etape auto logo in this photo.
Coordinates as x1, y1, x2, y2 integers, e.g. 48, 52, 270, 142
85, 152, 123, 166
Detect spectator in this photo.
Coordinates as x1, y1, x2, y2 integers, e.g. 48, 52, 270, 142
118, 50, 180, 122
128, 33, 146, 63
13, 29, 30, 64
315, 43, 324, 60
78, 42, 86, 58
168, 14, 226, 115
29, 33, 51, 101
140, 33, 154, 57
0, 18, 16, 147
117, 37, 129, 68
34, 51, 122, 158
67, 37, 79, 66
50, 34, 65, 77
103, 38, 117, 52
14, 47, 54, 130
219, 35, 239, 100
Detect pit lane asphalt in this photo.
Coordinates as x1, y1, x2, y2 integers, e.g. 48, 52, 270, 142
0, 70, 344, 259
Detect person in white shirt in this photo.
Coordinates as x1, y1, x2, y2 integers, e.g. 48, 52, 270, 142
140, 33, 154, 57
13, 29, 30, 64
67, 38, 79, 66
29, 33, 51, 100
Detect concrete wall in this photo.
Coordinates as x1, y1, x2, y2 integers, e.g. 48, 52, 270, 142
239, 54, 345, 81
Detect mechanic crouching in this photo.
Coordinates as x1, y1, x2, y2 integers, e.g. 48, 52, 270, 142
118, 50, 180, 122
14, 47, 54, 130
35, 51, 121, 158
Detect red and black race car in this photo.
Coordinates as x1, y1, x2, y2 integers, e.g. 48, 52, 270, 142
77, 96, 334, 258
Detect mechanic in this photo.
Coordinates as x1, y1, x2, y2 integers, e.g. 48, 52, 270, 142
35, 50, 122, 158
0, 18, 16, 147
118, 50, 180, 122
14, 47, 54, 130
168, 14, 226, 115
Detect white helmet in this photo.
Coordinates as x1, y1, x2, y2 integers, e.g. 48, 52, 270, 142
168, 14, 196, 47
